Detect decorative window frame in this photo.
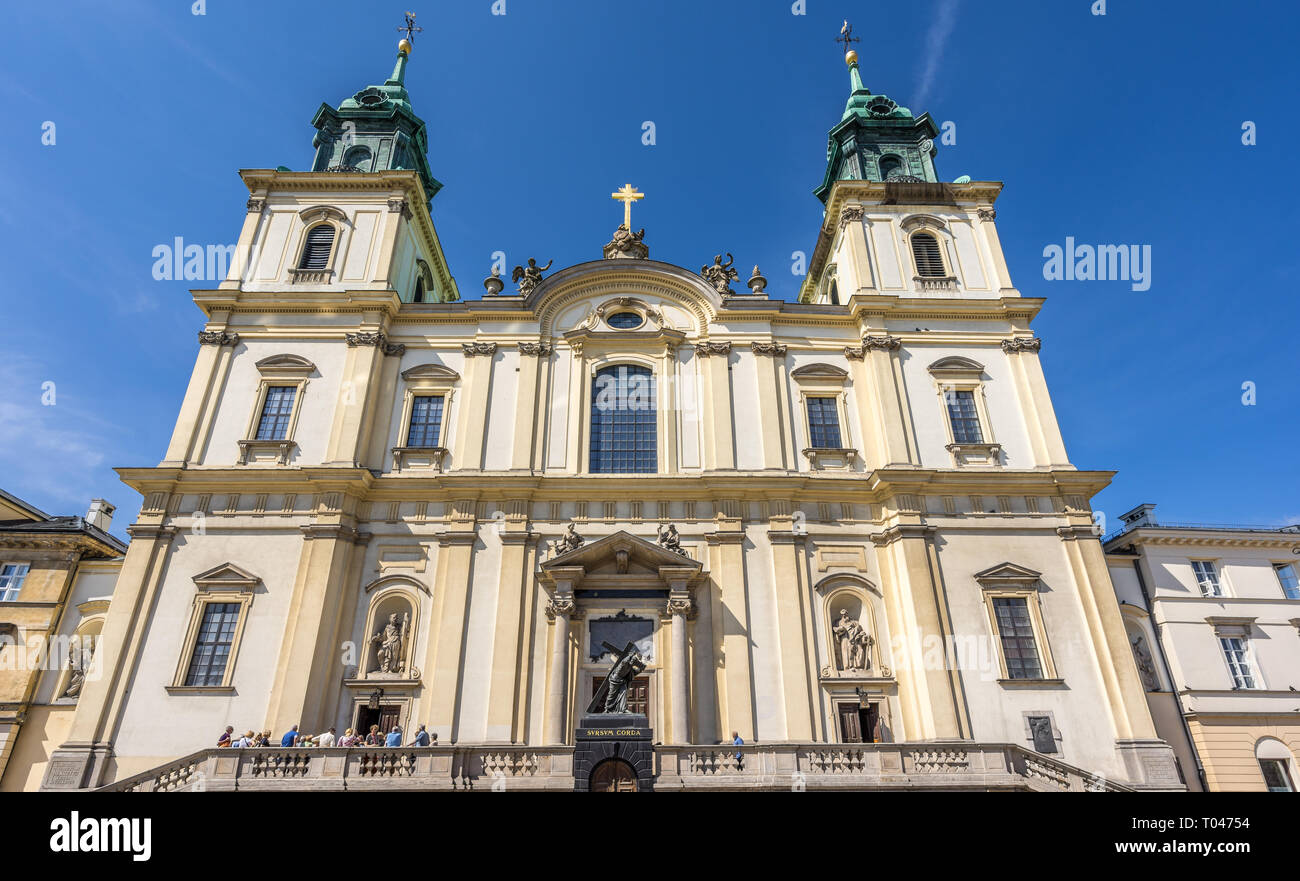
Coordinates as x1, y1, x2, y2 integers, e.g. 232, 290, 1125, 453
583, 354, 663, 475
168, 563, 259, 693
900, 215, 958, 292
928, 357, 1001, 466
975, 563, 1061, 685
791, 363, 857, 471
239, 354, 316, 465
392, 363, 459, 473
1208, 617, 1262, 690
288, 205, 348, 283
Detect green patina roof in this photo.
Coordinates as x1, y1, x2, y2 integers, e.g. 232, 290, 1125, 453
309, 49, 443, 202
814, 56, 940, 204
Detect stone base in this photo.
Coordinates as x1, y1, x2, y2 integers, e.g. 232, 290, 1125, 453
574, 714, 653, 792
1115, 739, 1186, 791
40, 742, 114, 790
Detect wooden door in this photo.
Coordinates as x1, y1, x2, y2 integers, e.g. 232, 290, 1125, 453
837, 704, 863, 743
590, 758, 638, 792
379, 705, 401, 736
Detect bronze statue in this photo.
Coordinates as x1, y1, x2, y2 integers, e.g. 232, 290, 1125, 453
587, 641, 648, 715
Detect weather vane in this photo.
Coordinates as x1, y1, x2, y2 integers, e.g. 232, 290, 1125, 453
836, 20, 860, 53
397, 11, 423, 45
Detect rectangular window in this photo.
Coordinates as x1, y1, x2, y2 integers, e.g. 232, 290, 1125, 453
1274, 563, 1300, 600
0, 563, 29, 601
589, 365, 657, 474
1192, 560, 1222, 597
406, 394, 445, 447
993, 597, 1043, 679
945, 390, 984, 444
255, 386, 296, 441
1260, 759, 1295, 792
1219, 636, 1257, 689
806, 396, 843, 448
184, 602, 241, 687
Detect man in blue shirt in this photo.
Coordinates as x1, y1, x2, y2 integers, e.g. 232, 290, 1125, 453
280, 724, 299, 747
732, 731, 744, 769
410, 724, 430, 746
385, 725, 402, 747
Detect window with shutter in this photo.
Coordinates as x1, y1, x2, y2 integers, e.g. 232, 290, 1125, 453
298, 224, 335, 270
911, 232, 946, 277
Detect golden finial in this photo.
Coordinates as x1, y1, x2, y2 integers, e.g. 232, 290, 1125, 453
837, 20, 861, 66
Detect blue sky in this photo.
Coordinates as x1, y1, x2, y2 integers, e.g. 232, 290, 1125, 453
0, 0, 1295, 539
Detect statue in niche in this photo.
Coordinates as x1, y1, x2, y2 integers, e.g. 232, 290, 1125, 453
657, 523, 687, 556
555, 522, 585, 556
1130, 633, 1158, 691
60, 637, 95, 700
370, 612, 409, 675
587, 641, 649, 715
833, 609, 873, 672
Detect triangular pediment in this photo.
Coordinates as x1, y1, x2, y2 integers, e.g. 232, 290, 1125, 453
192, 562, 261, 591
540, 529, 702, 575
973, 562, 1042, 583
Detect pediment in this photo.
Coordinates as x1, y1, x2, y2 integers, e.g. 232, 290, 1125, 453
255, 353, 317, 375
192, 562, 262, 592
928, 356, 984, 374
973, 562, 1042, 584
791, 362, 850, 380
400, 363, 460, 381
540, 530, 702, 577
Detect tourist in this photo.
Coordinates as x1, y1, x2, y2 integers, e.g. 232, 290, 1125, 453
410, 724, 430, 746
365, 724, 383, 745
280, 724, 299, 747
259, 730, 273, 747
217, 725, 234, 748
732, 731, 744, 769
317, 727, 337, 747
385, 725, 402, 747
338, 727, 356, 747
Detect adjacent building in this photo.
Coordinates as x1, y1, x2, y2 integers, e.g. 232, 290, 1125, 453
0, 489, 124, 791
22, 30, 1183, 791
1105, 504, 1300, 792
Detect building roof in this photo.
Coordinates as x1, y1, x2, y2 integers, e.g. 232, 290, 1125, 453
0, 494, 127, 558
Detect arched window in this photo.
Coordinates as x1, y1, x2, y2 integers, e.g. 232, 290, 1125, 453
589, 364, 656, 473
828, 279, 840, 305
343, 145, 372, 171
1256, 739, 1297, 792
413, 277, 426, 303
879, 156, 903, 181
298, 223, 335, 270
911, 232, 946, 277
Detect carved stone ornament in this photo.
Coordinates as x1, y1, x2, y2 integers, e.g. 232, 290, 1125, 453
546, 597, 576, 620
838, 206, 865, 229
1001, 338, 1042, 353
750, 342, 788, 357
862, 334, 902, 351
462, 342, 499, 357
665, 596, 695, 618
511, 258, 552, 295
246, 197, 266, 213
554, 522, 585, 555
700, 253, 739, 294
977, 208, 997, 221
656, 523, 689, 556
347, 331, 386, 347
843, 346, 866, 360
746, 266, 767, 295
694, 341, 732, 357
387, 198, 412, 219
518, 342, 553, 357
384, 341, 406, 357
198, 331, 239, 346
603, 224, 649, 260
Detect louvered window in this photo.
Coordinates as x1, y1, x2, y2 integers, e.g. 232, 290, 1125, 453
911, 232, 946, 277
298, 224, 334, 270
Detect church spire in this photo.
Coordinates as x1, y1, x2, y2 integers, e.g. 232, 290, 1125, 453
308, 14, 443, 202
814, 20, 941, 204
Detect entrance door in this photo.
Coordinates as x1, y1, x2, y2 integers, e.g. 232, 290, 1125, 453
355, 705, 402, 741
590, 676, 649, 715
590, 758, 638, 792
837, 703, 881, 743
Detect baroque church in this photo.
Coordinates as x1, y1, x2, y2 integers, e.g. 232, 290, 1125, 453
32, 27, 1183, 791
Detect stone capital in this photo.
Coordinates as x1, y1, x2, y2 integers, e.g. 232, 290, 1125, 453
862, 334, 902, 352
694, 341, 732, 357
1001, 337, 1042, 353
750, 342, 788, 357
462, 342, 499, 357
198, 330, 239, 347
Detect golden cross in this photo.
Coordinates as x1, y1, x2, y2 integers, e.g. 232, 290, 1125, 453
610, 183, 644, 229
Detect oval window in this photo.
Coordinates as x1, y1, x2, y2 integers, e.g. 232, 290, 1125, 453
607, 311, 643, 330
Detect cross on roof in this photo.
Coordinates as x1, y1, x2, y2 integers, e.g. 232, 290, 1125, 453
397, 11, 423, 44
610, 183, 644, 229
836, 20, 860, 53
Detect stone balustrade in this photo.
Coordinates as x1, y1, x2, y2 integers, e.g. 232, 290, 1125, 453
97, 741, 1128, 792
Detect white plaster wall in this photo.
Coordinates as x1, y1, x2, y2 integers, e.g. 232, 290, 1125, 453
742, 526, 787, 740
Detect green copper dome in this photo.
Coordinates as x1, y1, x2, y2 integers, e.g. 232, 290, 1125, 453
814, 54, 940, 204
309, 48, 443, 202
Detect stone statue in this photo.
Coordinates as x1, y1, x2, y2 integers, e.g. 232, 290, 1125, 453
833, 609, 872, 672
1131, 634, 1158, 691
700, 253, 739, 294
657, 523, 687, 556
511, 258, 552, 295
371, 612, 408, 675
60, 638, 95, 700
603, 224, 649, 260
555, 522, 585, 555
587, 641, 648, 715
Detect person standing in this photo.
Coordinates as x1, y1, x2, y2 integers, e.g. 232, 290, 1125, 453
410, 724, 430, 746
317, 727, 336, 747
365, 724, 383, 745
732, 731, 744, 769
217, 725, 234, 748
385, 725, 402, 747
280, 724, 299, 747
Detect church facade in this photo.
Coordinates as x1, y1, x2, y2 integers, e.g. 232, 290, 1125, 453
32, 35, 1182, 791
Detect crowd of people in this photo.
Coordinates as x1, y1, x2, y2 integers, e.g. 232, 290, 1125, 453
215, 722, 436, 749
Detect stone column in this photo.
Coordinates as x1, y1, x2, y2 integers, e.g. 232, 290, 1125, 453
542, 566, 583, 745
662, 569, 696, 744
